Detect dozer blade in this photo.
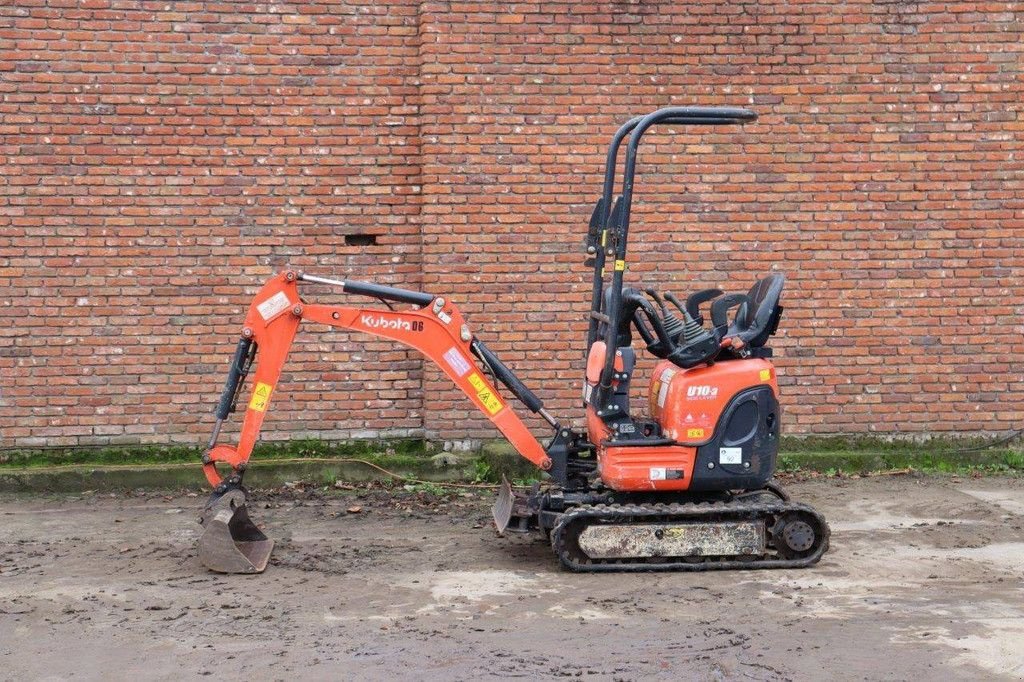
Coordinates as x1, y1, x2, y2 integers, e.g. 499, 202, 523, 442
491, 476, 515, 535
198, 489, 273, 574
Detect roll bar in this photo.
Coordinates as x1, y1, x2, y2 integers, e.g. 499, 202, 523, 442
586, 106, 757, 414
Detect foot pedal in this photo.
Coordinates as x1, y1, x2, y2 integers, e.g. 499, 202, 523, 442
198, 489, 274, 574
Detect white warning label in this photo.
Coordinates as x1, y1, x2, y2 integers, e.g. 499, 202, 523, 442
442, 347, 472, 377
256, 291, 291, 321
649, 467, 667, 481
657, 368, 676, 408
719, 447, 743, 465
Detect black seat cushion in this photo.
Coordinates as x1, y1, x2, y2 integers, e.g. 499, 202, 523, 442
727, 273, 784, 348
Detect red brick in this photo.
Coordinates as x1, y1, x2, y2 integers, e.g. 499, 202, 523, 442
0, 1, 1021, 452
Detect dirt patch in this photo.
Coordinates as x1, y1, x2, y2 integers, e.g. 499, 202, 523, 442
2, 476, 1024, 680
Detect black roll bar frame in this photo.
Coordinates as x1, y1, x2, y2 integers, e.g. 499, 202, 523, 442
586, 106, 757, 415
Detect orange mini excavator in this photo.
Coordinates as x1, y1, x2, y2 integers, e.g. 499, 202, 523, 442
197, 106, 829, 574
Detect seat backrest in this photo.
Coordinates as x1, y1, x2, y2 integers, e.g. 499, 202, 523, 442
734, 273, 784, 348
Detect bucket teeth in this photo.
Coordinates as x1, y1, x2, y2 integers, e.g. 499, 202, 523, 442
198, 489, 274, 574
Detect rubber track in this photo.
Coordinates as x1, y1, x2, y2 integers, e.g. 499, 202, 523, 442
550, 498, 830, 572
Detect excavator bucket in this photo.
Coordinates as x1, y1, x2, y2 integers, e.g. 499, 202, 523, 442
198, 489, 274, 574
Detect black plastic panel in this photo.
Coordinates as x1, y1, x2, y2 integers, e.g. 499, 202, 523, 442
688, 386, 780, 492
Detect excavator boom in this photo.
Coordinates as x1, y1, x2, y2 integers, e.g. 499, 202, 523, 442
198, 270, 553, 573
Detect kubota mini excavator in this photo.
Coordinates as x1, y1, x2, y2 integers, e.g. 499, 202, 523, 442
197, 106, 830, 574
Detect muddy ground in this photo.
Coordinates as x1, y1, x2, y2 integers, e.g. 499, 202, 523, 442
2, 475, 1023, 681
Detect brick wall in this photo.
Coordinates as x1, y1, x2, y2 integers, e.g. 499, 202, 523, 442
1, 1, 1022, 451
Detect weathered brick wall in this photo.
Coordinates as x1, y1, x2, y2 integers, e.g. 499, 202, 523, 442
0, 1, 426, 447
1, 1, 1022, 450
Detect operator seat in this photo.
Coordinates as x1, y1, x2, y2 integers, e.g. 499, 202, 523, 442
713, 273, 784, 351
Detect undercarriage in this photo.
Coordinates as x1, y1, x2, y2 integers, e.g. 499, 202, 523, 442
495, 480, 830, 572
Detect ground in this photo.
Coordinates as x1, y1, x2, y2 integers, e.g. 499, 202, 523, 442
2, 475, 1023, 681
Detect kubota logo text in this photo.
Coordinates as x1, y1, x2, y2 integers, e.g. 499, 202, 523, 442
360, 315, 424, 332
687, 385, 719, 399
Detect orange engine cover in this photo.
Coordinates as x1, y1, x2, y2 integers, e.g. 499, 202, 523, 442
650, 358, 778, 445
596, 358, 779, 492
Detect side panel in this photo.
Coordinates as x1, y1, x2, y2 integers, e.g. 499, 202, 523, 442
584, 341, 625, 445
585, 405, 612, 445
650, 358, 778, 445
598, 444, 698, 492
688, 386, 781, 492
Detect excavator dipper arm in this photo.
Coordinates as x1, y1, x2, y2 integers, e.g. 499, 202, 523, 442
202, 270, 552, 489
197, 270, 554, 573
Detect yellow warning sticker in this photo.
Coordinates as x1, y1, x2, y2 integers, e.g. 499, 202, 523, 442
248, 382, 273, 412
467, 372, 503, 415
759, 369, 771, 382
686, 427, 706, 440
614, 259, 626, 271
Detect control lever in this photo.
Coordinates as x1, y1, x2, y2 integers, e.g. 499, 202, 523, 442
630, 290, 721, 369
661, 290, 720, 351
644, 289, 684, 341
663, 325, 721, 369
625, 291, 677, 359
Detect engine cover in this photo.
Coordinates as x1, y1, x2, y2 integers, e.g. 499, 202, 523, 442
650, 358, 777, 444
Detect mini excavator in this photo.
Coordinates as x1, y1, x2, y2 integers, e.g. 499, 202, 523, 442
197, 106, 830, 574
